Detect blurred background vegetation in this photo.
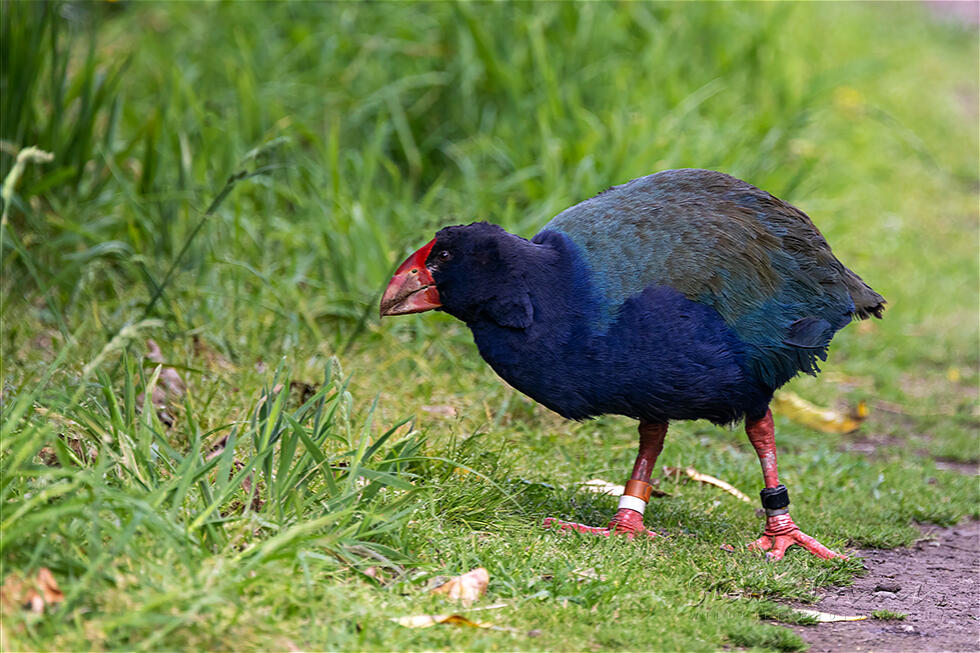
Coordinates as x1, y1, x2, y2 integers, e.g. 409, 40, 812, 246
1, 1, 977, 650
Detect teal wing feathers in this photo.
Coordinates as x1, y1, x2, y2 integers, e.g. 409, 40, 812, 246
538, 169, 884, 387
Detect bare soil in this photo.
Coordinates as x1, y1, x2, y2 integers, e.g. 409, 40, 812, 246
790, 521, 980, 652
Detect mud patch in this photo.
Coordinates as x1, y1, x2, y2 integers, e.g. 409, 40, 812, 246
790, 521, 980, 652
933, 459, 980, 476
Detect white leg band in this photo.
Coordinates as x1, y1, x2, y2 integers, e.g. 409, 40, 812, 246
617, 494, 647, 515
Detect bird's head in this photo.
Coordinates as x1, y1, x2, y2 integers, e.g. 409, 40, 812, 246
379, 222, 535, 329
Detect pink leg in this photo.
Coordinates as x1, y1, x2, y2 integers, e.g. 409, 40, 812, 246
544, 421, 666, 539
746, 410, 846, 560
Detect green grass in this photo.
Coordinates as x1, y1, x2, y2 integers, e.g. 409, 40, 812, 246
871, 609, 907, 621
2, 1, 977, 651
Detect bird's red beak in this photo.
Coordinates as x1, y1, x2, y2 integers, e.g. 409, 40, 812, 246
379, 239, 442, 317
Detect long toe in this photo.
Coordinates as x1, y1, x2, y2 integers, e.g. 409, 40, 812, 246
543, 517, 615, 537
788, 529, 846, 560
542, 517, 657, 539
751, 529, 846, 561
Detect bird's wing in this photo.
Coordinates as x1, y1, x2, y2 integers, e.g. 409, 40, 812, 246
537, 169, 879, 387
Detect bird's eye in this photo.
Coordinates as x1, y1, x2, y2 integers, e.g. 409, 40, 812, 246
437, 250, 452, 262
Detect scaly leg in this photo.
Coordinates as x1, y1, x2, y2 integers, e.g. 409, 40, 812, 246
544, 421, 666, 539
746, 409, 846, 560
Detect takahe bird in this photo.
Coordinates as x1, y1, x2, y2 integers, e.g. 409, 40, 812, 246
380, 169, 885, 560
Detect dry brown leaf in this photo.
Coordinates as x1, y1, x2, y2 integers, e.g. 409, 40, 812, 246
205, 435, 230, 462
362, 566, 393, 584
390, 603, 508, 629
145, 339, 186, 402
1, 574, 25, 612
38, 436, 97, 467
1, 568, 64, 614
33, 408, 97, 467
663, 466, 751, 503
571, 567, 606, 582
392, 613, 490, 629
289, 381, 318, 405
137, 339, 187, 427
430, 567, 488, 606
771, 391, 865, 434
794, 608, 867, 623
36, 568, 63, 607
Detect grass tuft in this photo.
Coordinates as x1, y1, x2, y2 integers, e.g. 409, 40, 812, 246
871, 609, 907, 621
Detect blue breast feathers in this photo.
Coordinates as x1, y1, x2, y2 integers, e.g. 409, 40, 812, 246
466, 230, 774, 424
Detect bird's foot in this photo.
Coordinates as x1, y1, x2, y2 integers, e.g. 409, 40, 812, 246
749, 513, 846, 560
543, 508, 658, 539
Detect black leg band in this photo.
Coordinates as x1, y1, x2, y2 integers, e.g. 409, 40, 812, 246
760, 484, 790, 510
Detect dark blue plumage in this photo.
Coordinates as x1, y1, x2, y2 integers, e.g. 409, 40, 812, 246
380, 168, 883, 555
423, 169, 884, 425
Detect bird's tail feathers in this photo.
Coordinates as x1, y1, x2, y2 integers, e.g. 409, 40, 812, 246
843, 270, 885, 320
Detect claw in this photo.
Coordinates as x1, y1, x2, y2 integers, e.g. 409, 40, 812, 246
749, 514, 846, 560
543, 508, 658, 539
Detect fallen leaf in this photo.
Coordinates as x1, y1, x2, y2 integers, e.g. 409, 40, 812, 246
289, 381, 318, 405
1, 567, 64, 614
207, 453, 264, 514
33, 409, 97, 466
392, 613, 490, 629
205, 435, 231, 462
430, 567, 489, 606
145, 339, 186, 401
38, 435, 97, 467
771, 391, 865, 434
391, 603, 508, 629
36, 568, 64, 608
137, 339, 187, 427
362, 565, 395, 585
571, 567, 606, 582
663, 467, 751, 503
794, 608, 867, 623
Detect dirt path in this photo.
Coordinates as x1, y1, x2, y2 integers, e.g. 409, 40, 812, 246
790, 521, 980, 652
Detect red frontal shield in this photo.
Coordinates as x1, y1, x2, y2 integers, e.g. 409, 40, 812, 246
379, 239, 442, 316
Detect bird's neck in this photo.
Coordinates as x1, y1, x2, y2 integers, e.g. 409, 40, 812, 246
464, 231, 604, 417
